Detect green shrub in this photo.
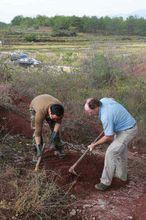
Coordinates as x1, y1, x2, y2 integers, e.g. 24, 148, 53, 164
25, 33, 37, 42
51, 29, 77, 37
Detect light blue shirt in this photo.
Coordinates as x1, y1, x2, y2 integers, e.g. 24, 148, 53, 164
98, 98, 136, 136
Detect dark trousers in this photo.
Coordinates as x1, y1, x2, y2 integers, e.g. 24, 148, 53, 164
30, 108, 62, 149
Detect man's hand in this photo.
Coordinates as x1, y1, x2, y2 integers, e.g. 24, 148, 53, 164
88, 143, 96, 151
50, 131, 58, 144
35, 144, 42, 157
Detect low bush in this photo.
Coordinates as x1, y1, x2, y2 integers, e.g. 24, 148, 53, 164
14, 170, 72, 220
51, 29, 77, 37
25, 33, 38, 42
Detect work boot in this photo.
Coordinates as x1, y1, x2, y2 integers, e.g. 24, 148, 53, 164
32, 139, 41, 155
35, 144, 42, 157
31, 155, 38, 164
95, 183, 110, 191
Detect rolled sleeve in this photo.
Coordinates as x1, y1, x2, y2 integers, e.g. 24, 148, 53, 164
102, 117, 114, 136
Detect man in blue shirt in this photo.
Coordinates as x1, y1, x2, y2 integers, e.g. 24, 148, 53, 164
84, 97, 137, 191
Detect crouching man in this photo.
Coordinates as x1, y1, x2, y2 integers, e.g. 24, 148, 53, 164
29, 94, 65, 161
84, 97, 137, 191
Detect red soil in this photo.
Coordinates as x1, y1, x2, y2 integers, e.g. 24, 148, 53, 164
43, 151, 104, 196
0, 88, 33, 138
134, 194, 146, 220
0, 107, 32, 138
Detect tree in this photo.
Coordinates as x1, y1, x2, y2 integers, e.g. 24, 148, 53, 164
125, 16, 137, 35
82, 16, 99, 33
34, 15, 51, 27
11, 15, 24, 26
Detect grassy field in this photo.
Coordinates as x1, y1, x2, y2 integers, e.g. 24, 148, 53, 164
1, 35, 146, 70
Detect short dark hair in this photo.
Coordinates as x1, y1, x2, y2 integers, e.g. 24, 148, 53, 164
88, 98, 102, 109
50, 104, 64, 117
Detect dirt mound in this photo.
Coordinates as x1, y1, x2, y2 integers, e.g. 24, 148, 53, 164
0, 107, 33, 138
43, 151, 104, 197
43, 150, 141, 196
0, 89, 33, 138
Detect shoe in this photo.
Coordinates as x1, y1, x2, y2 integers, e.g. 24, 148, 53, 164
32, 144, 42, 157
95, 183, 110, 191
31, 156, 38, 164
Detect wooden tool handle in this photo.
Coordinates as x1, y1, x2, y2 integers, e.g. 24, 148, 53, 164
71, 148, 89, 169
69, 130, 104, 171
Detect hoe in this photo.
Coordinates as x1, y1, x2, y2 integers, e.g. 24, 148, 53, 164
69, 131, 104, 176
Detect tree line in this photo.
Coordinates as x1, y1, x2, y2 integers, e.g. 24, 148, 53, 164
2, 15, 146, 36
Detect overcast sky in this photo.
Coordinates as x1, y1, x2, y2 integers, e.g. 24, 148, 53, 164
1, 0, 146, 23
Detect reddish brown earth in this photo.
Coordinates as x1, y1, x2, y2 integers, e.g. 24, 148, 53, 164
0, 86, 32, 138
43, 151, 104, 197
0, 107, 32, 138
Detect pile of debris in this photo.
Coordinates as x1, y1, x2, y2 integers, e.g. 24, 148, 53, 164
10, 52, 41, 67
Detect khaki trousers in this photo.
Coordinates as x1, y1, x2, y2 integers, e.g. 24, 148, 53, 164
100, 125, 138, 186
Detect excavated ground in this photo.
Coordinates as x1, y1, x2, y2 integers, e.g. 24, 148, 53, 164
43, 150, 104, 196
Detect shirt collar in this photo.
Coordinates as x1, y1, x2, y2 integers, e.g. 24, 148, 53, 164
98, 106, 101, 119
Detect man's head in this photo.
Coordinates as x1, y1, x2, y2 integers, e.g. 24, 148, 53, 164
84, 98, 101, 116
49, 104, 64, 121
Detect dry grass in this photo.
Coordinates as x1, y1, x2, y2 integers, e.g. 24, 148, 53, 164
14, 170, 73, 220
0, 135, 74, 219
0, 163, 74, 219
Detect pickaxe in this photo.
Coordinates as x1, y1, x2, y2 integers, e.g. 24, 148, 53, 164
69, 131, 104, 176
34, 143, 45, 172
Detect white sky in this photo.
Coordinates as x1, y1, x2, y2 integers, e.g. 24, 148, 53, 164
0, 0, 146, 23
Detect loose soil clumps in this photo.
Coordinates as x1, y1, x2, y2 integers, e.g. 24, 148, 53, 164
43, 151, 104, 197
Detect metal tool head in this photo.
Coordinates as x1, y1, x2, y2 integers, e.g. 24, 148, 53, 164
69, 167, 78, 176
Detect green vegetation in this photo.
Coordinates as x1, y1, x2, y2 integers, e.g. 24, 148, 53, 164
1, 15, 146, 47
3, 15, 146, 36
8, 15, 145, 36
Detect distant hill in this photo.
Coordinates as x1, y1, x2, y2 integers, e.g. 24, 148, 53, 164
0, 21, 7, 27
130, 9, 146, 18
113, 9, 146, 19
